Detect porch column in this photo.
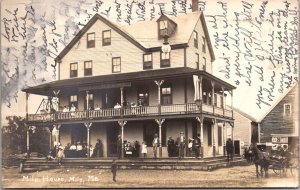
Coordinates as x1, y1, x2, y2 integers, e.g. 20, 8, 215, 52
221, 87, 225, 115
231, 123, 234, 155
211, 81, 215, 112
196, 117, 204, 158
84, 122, 93, 158
53, 124, 61, 145
212, 118, 216, 157
199, 76, 203, 102
25, 93, 29, 120
230, 90, 233, 117
258, 122, 261, 143
120, 87, 124, 106
118, 120, 127, 158
154, 80, 164, 114
49, 126, 54, 150
223, 122, 226, 156
155, 118, 165, 157
26, 125, 30, 157
86, 91, 89, 109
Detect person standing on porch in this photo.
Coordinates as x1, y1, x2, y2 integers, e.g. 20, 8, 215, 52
194, 133, 201, 159
141, 141, 147, 158
93, 139, 101, 158
152, 133, 159, 158
226, 138, 234, 161
167, 136, 175, 157
117, 135, 122, 159
178, 132, 186, 159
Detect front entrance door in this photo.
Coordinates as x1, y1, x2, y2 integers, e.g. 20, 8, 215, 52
107, 124, 119, 157
234, 140, 240, 155
102, 89, 120, 108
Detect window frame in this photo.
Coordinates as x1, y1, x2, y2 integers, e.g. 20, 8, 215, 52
284, 103, 292, 115
159, 20, 168, 37
87, 32, 95, 48
143, 53, 153, 70
218, 126, 222, 146
202, 36, 206, 53
70, 62, 78, 78
207, 125, 212, 146
160, 52, 170, 68
203, 57, 206, 71
193, 31, 198, 48
161, 84, 172, 105
84, 60, 93, 76
69, 95, 78, 108
137, 86, 149, 106
112, 57, 121, 73
84, 93, 94, 110
102, 30, 111, 46
195, 53, 200, 69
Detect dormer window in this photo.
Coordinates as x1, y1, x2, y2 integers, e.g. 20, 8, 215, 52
159, 20, 168, 36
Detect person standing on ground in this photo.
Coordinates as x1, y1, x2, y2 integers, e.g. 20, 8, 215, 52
226, 138, 234, 161
141, 141, 147, 158
152, 133, 159, 158
111, 160, 117, 182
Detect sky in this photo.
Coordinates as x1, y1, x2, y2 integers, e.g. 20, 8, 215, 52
1, 0, 298, 125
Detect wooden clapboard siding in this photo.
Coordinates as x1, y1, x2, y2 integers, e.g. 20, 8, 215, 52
186, 17, 212, 74
260, 85, 298, 143
233, 110, 253, 146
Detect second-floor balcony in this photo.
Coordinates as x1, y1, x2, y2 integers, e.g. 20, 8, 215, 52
27, 103, 233, 124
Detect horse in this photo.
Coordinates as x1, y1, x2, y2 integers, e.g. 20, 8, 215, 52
249, 144, 270, 178
243, 146, 254, 163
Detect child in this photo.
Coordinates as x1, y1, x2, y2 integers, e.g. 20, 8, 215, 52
141, 141, 147, 158
111, 160, 117, 182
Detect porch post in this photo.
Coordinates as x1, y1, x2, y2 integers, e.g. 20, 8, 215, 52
86, 91, 89, 109
212, 118, 216, 157
26, 125, 30, 157
230, 90, 233, 117
222, 87, 225, 116
84, 122, 93, 158
155, 118, 165, 157
223, 122, 226, 156
199, 76, 203, 101
49, 126, 54, 150
120, 87, 124, 106
25, 93, 29, 120
54, 124, 61, 145
232, 123, 234, 155
118, 120, 127, 158
154, 80, 164, 114
196, 117, 204, 158
258, 122, 261, 143
211, 81, 215, 111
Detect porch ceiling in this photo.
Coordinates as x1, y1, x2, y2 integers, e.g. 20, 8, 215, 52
22, 67, 236, 96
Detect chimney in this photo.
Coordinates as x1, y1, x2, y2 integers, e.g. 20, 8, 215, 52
192, 0, 199, 12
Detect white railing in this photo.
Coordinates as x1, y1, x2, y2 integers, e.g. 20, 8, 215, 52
27, 103, 233, 123
202, 103, 213, 113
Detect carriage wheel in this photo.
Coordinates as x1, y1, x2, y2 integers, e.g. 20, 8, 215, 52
290, 158, 299, 177
273, 168, 282, 175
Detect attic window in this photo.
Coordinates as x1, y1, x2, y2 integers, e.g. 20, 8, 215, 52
102, 30, 111, 46
284, 104, 291, 115
202, 36, 206, 53
193, 31, 198, 48
87, 33, 95, 48
159, 20, 168, 36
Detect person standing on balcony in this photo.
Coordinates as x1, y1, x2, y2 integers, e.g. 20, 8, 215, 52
70, 104, 76, 117
178, 132, 186, 159
114, 102, 121, 109
152, 133, 159, 158
63, 106, 69, 112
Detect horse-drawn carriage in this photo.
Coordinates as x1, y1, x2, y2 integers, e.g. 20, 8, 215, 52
268, 151, 298, 177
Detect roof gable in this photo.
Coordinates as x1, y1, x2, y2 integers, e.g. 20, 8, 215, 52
55, 13, 146, 62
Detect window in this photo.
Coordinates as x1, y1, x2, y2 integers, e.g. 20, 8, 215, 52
69, 95, 78, 108
196, 53, 199, 69
202, 36, 206, 53
84, 93, 94, 110
87, 32, 95, 48
159, 20, 168, 36
218, 126, 222, 146
203, 92, 207, 104
214, 94, 217, 106
112, 57, 121, 73
160, 52, 170, 68
208, 125, 212, 146
203, 57, 206, 71
143, 53, 153, 70
143, 122, 166, 147
284, 104, 292, 115
138, 87, 149, 106
84, 61, 92, 76
70, 63, 78, 78
161, 84, 172, 105
193, 31, 198, 48
102, 30, 111, 46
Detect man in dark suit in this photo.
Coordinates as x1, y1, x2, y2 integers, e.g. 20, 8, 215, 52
117, 135, 122, 159
194, 133, 201, 158
167, 136, 175, 157
178, 132, 186, 159
111, 160, 117, 182
226, 138, 234, 161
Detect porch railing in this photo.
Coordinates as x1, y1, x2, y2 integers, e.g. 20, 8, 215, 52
27, 103, 233, 122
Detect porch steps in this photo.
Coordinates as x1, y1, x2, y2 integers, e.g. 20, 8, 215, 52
20, 155, 247, 172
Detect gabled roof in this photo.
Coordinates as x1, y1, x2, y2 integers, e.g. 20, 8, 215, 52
233, 107, 258, 122
55, 11, 215, 63
22, 67, 235, 96
257, 82, 298, 122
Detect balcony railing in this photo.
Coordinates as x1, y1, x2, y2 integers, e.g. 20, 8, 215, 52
27, 103, 233, 123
